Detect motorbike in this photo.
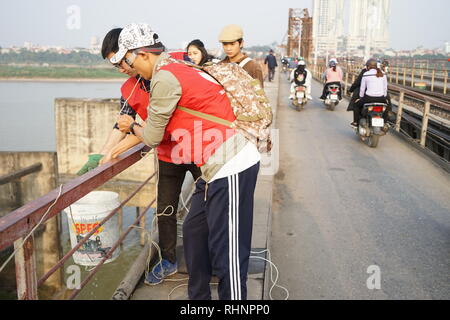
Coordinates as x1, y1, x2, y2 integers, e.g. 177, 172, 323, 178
292, 86, 308, 111
353, 102, 390, 148
282, 64, 288, 74
324, 84, 340, 111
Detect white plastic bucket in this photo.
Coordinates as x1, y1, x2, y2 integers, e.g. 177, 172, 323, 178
65, 191, 121, 266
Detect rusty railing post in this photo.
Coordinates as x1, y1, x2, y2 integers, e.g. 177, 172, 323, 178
431, 69, 435, 92
344, 72, 349, 96
395, 91, 405, 132
118, 208, 123, 249
14, 237, 38, 300
420, 101, 431, 147
403, 68, 406, 86
444, 71, 448, 95
139, 208, 147, 247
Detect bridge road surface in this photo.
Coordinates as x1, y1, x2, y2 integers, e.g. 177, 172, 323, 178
268, 75, 450, 300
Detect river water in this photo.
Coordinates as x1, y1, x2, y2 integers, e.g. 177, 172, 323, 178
0, 80, 157, 300
0, 80, 123, 151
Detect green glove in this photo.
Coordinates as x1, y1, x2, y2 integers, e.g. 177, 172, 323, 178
77, 154, 104, 175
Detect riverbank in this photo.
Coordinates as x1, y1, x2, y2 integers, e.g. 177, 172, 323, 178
0, 65, 127, 81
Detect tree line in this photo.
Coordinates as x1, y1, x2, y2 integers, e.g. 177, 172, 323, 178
0, 49, 105, 66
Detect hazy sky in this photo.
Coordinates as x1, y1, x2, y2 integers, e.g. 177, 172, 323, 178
0, 0, 448, 51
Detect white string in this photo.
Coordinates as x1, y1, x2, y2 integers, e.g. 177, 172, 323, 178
118, 76, 142, 116
250, 249, 289, 300
165, 250, 288, 300
132, 149, 191, 284
0, 184, 64, 274
137, 151, 289, 301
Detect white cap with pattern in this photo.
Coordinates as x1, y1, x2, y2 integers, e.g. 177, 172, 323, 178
110, 23, 162, 64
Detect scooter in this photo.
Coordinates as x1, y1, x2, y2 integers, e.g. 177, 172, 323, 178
353, 102, 390, 148
291, 86, 308, 111
324, 85, 340, 111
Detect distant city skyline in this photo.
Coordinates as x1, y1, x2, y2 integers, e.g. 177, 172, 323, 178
0, 0, 448, 51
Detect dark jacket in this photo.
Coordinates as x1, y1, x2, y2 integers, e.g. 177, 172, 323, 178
347, 68, 367, 111
293, 68, 308, 86
264, 54, 278, 69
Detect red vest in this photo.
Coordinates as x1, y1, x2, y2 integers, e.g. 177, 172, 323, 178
120, 77, 149, 120
120, 52, 193, 163
157, 62, 237, 165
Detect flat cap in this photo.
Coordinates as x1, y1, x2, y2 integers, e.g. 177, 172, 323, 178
218, 24, 244, 42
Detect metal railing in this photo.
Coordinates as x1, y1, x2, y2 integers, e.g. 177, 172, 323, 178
309, 62, 450, 161
0, 163, 43, 186
320, 59, 449, 94
0, 143, 155, 300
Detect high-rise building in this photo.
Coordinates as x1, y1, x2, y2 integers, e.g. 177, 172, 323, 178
347, 0, 390, 56
312, 0, 345, 56
444, 42, 450, 54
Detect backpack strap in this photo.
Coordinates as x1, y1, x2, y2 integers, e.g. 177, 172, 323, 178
177, 106, 233, 127
239, 57, 252, 68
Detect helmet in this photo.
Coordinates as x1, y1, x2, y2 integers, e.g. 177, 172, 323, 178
329, 61, 337, 68
218, 24, 244, 42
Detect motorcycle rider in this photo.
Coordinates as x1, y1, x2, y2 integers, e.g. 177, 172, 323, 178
354, 58, 388, 125
289, 60, 312, 100
348, 64, 369, 126
380, 59, 390, 73
349, 59, 394, 126
320, 59, 343, 100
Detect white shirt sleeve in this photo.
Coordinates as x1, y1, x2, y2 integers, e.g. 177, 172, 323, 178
305, 69, 312, 87
360, 75, 367, 98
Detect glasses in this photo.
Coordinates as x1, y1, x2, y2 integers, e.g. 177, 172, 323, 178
124, 51, 139, 68
110, 50, 141, 69
112, 61, 122, 69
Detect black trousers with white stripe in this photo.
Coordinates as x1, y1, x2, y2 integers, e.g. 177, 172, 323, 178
183, 162, 260, 300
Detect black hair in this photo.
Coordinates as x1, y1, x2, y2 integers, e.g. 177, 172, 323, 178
101, 28, 122, 59
367, 59, 384, 78
187, 39, 210, 66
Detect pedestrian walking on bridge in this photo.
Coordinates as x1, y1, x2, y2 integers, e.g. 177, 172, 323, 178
264, 49, 278, 82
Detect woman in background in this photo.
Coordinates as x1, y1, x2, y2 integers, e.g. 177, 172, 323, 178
186, 39, 216, 66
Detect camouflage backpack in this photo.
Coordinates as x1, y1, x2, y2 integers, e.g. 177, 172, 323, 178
155, 56, 273, 153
